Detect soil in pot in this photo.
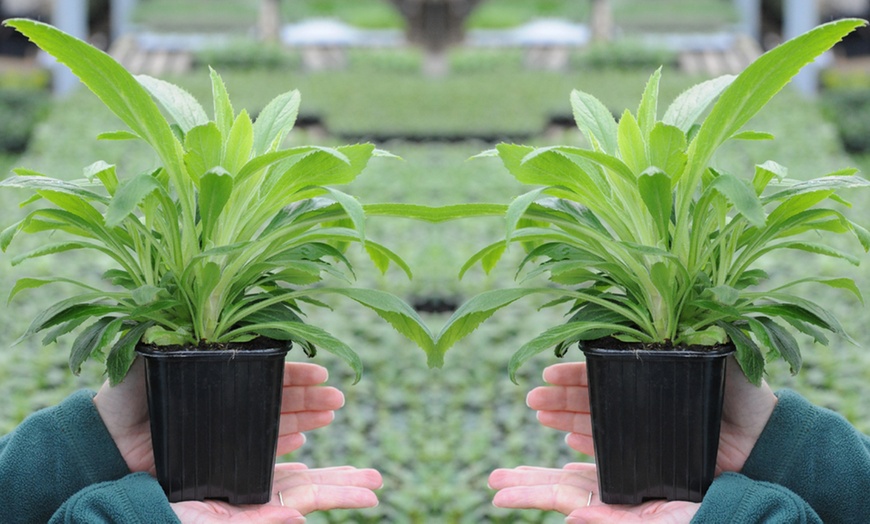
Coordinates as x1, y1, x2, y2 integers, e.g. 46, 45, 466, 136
581, 338, 734, 504
137, 339, 290, 504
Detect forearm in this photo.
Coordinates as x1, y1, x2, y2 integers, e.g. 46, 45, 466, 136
692, 472, 822, 523
0, 390, 131, 523
740, 389, 870, 522
48, 472, 179, 524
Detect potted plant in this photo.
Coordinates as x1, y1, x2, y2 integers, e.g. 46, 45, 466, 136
434, 18, 869, 503
1, 19, 435, 504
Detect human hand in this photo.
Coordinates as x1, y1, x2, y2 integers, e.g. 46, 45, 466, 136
170, 463, 383, 523
526, 356, 778, 473
490, 462, 699, 524
92, 359, 345, 475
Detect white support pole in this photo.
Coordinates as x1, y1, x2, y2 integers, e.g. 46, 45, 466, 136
51, 0, 88, 96
783, 0, 820, 96
111, 0, 137, 42
734, 0, 761, 42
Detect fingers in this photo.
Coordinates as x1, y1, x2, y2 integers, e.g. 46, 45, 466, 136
271, 465, 383, 515
489, 464, 597, 515
527, 384, 589, 413
282, 385, 345, 413
283, 362, 330, 387
566, 432, 595, 456
275, 433, 306, 457
542, 362, 587, 386
279, 410, 335, 435
566, 500, 701, 523
536, 410, 592, 434
279, 363, 345, 439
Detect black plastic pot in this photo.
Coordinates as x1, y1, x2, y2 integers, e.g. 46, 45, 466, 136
137, 344, 289, 504
581, 344, 734, 504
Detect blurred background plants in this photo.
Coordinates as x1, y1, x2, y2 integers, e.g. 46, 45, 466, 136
2, 1, 870, 522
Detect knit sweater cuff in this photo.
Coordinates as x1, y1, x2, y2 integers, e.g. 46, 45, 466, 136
56, 390, 132, 484
691, 472, 822, 523
49, 472, 180, 524
740, 389, 815, 484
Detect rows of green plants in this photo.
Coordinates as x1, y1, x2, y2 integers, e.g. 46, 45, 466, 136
132, 0, 736, 33
2, 51, 869, 522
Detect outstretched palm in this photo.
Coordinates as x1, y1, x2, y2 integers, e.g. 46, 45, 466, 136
490, 357, 778, 521
171, 464, 383, 523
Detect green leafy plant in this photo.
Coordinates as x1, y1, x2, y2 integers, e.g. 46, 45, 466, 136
435, 18, 870, 384
1, 19, 434, 385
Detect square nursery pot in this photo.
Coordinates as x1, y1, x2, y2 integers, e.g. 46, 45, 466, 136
581, 343, 734, 504
137, 343, 290, 504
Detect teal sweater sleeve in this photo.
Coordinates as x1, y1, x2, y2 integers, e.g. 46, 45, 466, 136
49, 472, 179, 523
694, 472, 822, 523
692, 389, 870, 523
0, 389, 178, 524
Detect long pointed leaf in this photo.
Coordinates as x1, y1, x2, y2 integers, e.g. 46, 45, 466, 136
320, 288, 436, 365
253, 89, 301, 155
5, 19, 182, 178
436, 288, 555, 363
136, 74, 208, 133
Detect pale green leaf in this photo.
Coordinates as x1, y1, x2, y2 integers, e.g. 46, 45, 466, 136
753, 160, 787, 195
252, 89, 301, 155
5, 19, 182, 176
105, 172, 164, 227
648, 123, 687, 178
184, 122, 223, 183
223, 110, 254, 175
131, 285, 164, 305
636, 67, 662, 139
731, 131, 774, 141
97, 130, 140, 141
662, 74, 735, 132
10, 241, 101, 266
364, 241, 413, 279
364, 203, 506, 223
8, 277, 98, 304
209, 67, 234, 137
245, 321, 362, 383
763, 175, 869, 204
321, 288, 436, 365
616, 110, 647, 174
199, 167, 234, 241
707, 285, 740, 305
1, 174, 108, 205
637, 167, 671, 238
685, 19, 865, 190
708, 173, 766, 228
508, 321, 643, 383
770, 276, 863, 304
570, 89, 618, 154
322, 186, 366, 244
459, 242, 507, 279
84, 161, 119, 196
772, 241, 860, 266
436, 288, 553, 362
136, 74, 208, 133
506, 187, 551, 245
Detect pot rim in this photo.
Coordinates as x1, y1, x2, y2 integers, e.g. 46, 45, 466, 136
581, 344, 735, 360
136, 345, 290, 360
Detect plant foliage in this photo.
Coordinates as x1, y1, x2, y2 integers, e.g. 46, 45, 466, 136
1, 19, 434, 385
435, 18, 870, 384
